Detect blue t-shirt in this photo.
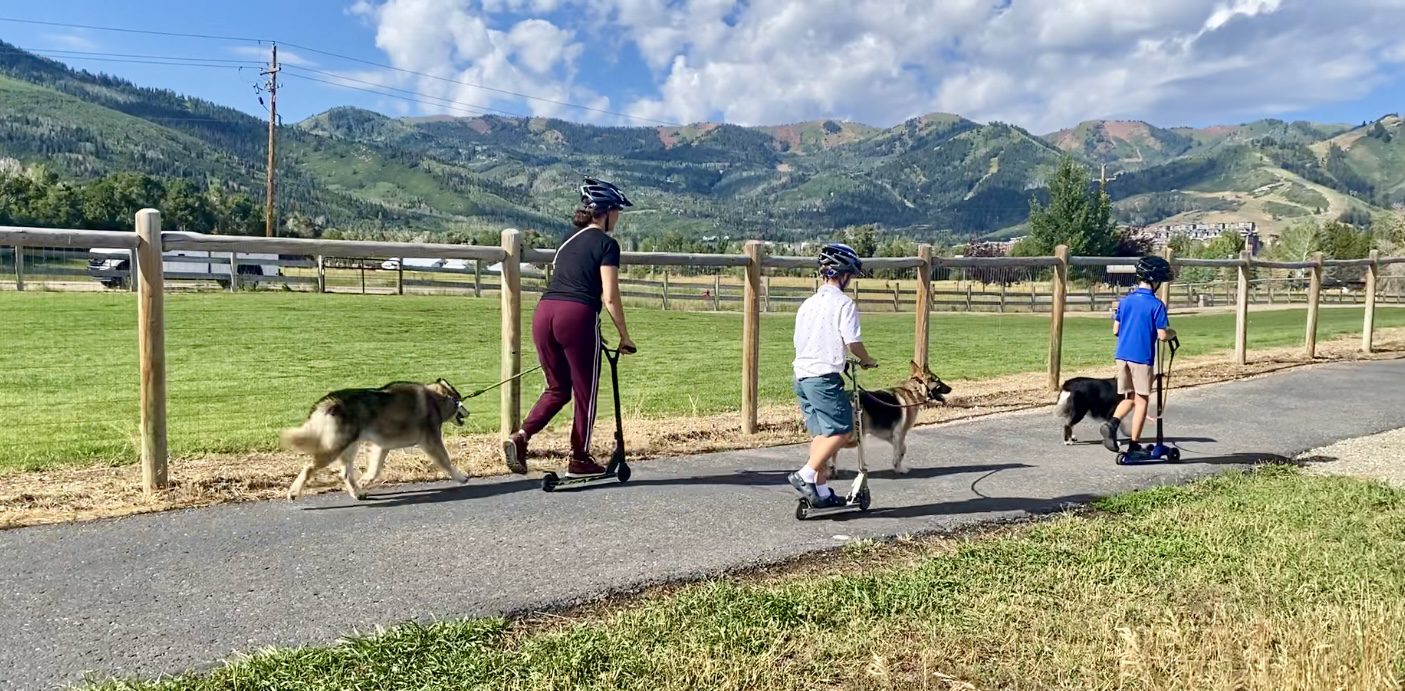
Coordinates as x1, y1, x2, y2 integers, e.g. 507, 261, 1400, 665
1114, 287, 1169, 365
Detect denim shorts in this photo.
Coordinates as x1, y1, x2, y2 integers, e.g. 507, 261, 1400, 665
793, 373, 854, 437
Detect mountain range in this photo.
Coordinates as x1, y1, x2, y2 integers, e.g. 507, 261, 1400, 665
1, 40, 1401, 243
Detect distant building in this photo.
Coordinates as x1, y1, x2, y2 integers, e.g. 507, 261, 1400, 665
1132, 222, 1261, 255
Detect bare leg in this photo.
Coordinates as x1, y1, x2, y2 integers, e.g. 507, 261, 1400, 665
1129, 394, 1150, 443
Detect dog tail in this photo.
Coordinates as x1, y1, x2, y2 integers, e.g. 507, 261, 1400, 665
1053, 389, 1074, 421
278, 408, 338, 455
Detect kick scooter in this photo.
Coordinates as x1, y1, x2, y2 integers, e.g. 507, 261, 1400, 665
795, 358, 873, 519
1117, 336, 1182, 465
541, 343, 635, 491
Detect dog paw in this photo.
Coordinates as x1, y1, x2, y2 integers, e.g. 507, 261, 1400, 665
893, 465, 909, 475
1064, 440, 1075, 446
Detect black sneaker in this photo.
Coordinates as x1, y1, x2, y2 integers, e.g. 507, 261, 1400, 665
811, 492, 848, 509
1100, 421, 1121, 453
787, 472, 821, 504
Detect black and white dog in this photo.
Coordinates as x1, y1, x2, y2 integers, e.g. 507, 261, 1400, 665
1053, 376, 1124, 445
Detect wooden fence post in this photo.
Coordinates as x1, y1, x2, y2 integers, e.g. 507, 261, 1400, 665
316, 255, 326, 293
965, 282, 973, 311
1363, 249, 1379, 353
1030, 280, 1036, 310
764, 274, 771, 313
1235, 250, 1250, 365
713, 273, 721, 311
228, 251, 238, 292
473, 260, 483, 298
891, 280, 900, 312
999, 281, 1007, 312
742, 241, 763, 434
397, 258, 404, 296
914, 244, 932, 369
1305, 251, 1323, 358
135, 209, 167, 493
1048, 245, 1069, 392
1159, 246, 1174, 306
128, 249, 138, 292
13, 245, 23, 291
662, 271, 670, 310
500, 230, 523, 436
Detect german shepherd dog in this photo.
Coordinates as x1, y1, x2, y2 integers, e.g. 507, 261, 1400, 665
280, 379, 471, 501
1053, 376, 1123, 444
831, 361, 952, 475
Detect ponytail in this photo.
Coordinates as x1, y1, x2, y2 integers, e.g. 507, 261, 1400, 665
571, 206, 594, 229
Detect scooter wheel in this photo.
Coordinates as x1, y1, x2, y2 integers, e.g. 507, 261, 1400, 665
1167, 448, 1181, 463
794, 499, 809, 520
616, 462, 631, 484
1115, 454, 1128, 466
541, 473, 559, 493
857, 488, 871, 512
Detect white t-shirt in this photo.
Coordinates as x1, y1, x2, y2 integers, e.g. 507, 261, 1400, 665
793, 284, 862, 379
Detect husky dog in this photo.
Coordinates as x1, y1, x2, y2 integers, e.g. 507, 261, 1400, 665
832, 361, 952, 475
1053, 376, 1123, 445
280, 379, 471, 501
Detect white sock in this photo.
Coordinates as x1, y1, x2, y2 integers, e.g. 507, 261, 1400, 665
816, 483, 833, 498
798, 467, 818, 484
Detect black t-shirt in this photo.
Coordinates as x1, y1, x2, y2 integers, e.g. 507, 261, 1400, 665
541, 227, 621, 312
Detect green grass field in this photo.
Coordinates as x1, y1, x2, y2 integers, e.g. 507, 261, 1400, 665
85, 468, 1405, 690
3, 291, 1402, 471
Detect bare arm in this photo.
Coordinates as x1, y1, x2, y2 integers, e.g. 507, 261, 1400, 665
847, 341, 877, 368
1158, 327, 1176, 341
600, 265, 635, 352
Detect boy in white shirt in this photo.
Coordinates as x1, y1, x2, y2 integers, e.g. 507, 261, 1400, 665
788, 243, 878, 508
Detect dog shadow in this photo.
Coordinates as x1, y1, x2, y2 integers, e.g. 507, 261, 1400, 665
1064, 435, 1219, 447
301, 477, 541, 510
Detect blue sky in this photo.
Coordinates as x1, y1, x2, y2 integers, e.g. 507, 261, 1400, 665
2, 0, 1402, 133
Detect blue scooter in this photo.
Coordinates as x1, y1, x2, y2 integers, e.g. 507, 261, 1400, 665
1117, 336, 1181, 465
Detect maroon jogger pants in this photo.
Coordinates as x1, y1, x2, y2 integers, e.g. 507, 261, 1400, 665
522, 297, 601, 460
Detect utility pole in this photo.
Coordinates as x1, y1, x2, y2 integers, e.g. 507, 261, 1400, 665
261, 43, 280, 237
1099, 163, 1108, 192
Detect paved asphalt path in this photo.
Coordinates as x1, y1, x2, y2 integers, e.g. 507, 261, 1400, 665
5, 359, 1405, 689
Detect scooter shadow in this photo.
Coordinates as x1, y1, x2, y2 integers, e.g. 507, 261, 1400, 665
828, 492, 1104, 522
621, 462, 1034, 489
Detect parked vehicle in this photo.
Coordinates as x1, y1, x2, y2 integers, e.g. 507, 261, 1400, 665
87, 248, 280, 289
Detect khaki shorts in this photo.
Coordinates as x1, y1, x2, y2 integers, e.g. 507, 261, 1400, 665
1115, 360, 1153, 396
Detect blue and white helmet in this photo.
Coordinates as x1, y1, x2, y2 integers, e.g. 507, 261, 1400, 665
579, 178, 633, 212
818, 242, 865, 278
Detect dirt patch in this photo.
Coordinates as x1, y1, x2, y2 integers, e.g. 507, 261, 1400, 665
5, 329, 1405, 530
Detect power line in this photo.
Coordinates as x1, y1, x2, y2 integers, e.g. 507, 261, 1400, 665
286, 65, 528, 119
282, 72, 497, 119
0, 15, 681, 126
0, 16, 267, 43
23, 47, 263, 65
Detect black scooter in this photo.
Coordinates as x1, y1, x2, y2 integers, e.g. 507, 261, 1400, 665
541, 343, 635, 491
1117, 336, 1181, 465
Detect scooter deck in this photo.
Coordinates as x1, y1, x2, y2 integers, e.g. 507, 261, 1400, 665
794, 487, 872, 520
1115, 445, 1181, 465
541, 461, 631, 492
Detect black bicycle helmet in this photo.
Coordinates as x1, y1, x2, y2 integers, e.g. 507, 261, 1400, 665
818, 242, 865, 278
579, 178, 633, 212
1135, 255, 1173, 284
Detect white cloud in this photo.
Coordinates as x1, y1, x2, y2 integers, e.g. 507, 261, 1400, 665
350, 0, 1405, 130
351, 0, 602, 120
42, 33, 99, 51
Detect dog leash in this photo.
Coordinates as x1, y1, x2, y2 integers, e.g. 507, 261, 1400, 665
463, 365, 544, 399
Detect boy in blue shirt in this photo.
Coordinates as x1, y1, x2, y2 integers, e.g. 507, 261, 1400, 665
1101, 256, 1177, 453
